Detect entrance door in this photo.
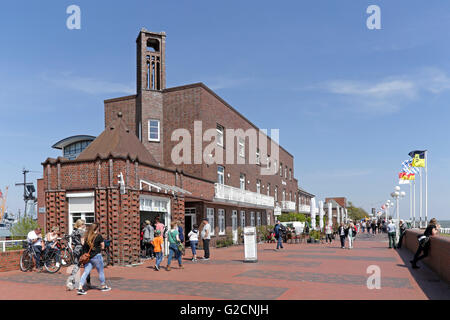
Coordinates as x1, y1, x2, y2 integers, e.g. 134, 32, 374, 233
232, 210, 238, 244
185, 208, 196, 247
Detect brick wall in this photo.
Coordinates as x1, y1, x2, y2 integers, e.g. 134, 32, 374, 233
0, 250, 22, 272
404, 229, 450, 284
104, 95, 137, 136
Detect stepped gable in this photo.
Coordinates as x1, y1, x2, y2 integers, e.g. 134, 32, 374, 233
77, 112, 158, 165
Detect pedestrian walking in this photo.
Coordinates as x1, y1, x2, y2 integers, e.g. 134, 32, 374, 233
274, 220, 284, 250
178, 220, 185, 244
66, 219, 91, 290
152, 230, 163, 271
200, 218, 211, 260
361, 221, 366, 233
371, 220, 377, 234
143, 220, 155, 259
387, 220, 397, 249
397, 220, 407, 249
377, 220, 381, 233
166, 221, 183, 271
410, 218, 440, 269
366, 221, 371, 234
325, 223, 333, 244
188, 224, 199, 261
77, 223, 111, 295
338, 222, 347, 249
347, 222, 356, 249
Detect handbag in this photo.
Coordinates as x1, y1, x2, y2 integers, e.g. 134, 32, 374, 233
79, 243, 93, 266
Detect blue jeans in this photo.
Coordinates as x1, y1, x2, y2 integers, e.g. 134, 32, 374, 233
167, 243, 182, 266
46, 243, 60, 262
155, 251, 163, 268
277, 235, 283, 249
190, 240, 198, 256
32, 245, 43, 268
80, 253, 106, 287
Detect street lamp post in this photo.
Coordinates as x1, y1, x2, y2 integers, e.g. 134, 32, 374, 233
390, 186, 406, 243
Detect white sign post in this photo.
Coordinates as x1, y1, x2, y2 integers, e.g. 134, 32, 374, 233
243, 226, 258, 263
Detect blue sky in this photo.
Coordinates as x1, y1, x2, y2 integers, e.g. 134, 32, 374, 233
1, 0, 449, 220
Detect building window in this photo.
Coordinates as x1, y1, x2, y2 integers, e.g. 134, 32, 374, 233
274, 186, 278, 202
217, 166, 224, 185
240, 174, 246, 190
289, 168, 292, 181
148, 119, 160, 141
218, 209, 225, 235
289, 192, 292, 202
279, 163, 282, 177
257, 212, 261, 227
267, 183, 270, 196
266, 155, 270, 169
239, 137, 245, 158
250, 212, 255, 227
256, 180, 261, 194
240, 210, 246, 229
285, 166, 287, 179
267, 213, 271, 226
274, 160, 277, 174
217, 124, 224, 147
63, 140, 92, 160
256, 148, 260, 165
207, 208, 215, 236
282, 189, 286, 202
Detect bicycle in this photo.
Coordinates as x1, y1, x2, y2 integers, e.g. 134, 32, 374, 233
58, 234, 74, 267
20, 241, 62, 273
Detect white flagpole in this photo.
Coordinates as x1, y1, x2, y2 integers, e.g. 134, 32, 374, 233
413, 178, 416, 228
425, 151, 428, 226
409, 182, 412, 224
419, 167, 423, 228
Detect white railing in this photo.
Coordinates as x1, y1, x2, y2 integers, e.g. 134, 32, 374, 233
281, 201, 296, 211
0, 239, 26, 252
440, 228, 450, 234
214, 183, 274, 208
298, 204, 311, 213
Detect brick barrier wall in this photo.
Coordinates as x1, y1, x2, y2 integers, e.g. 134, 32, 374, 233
404, 229, 450, 284
0, 250, 23, 272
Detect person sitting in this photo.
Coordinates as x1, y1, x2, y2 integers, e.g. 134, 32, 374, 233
410, 218, 440, 269
45, 226, 61, 267
27, 227, 45, 271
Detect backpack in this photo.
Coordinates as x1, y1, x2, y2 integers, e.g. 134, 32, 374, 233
279, 224, 287, 235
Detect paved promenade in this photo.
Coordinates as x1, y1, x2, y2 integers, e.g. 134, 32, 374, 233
0, 233, 449, 300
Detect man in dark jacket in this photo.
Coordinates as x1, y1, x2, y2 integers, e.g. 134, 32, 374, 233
178, 220, 184, 243
337, 222, 348, 249
274, 221, 284, 250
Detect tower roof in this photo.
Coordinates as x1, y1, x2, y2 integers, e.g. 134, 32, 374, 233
77, 113, 158, 165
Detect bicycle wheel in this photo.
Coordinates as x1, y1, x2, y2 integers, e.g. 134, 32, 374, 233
20, 250, 34, 272
44, 251, 61, 273
60, 248, 73, 266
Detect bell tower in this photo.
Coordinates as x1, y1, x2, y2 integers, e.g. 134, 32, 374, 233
136, 28, 166, 92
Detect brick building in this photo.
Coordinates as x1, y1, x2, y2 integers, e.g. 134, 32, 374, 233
40, 28, 313, 264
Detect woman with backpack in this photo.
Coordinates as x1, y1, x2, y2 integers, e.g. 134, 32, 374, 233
166, 221, 183, 271
77, 223, 111, 295
410, 218, 440, 269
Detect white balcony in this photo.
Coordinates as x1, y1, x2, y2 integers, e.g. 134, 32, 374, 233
214, 183, 275, 208
281, 201, 296, 212
298, 204, 311, 213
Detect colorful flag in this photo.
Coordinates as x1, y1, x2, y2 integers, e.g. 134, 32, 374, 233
402, 159, 419, 174
399, 179, 410, 184
408, 150, 426, 167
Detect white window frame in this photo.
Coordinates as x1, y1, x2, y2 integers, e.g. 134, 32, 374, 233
274, 186, 278, 202
289, 168, 292, 181
250, 212, 255, 227
285, 166, 287, 179
256, 148, 260, 165
217, 166, 225, 185
257, 212, 261, 227
267, 183, 270, 196
148, 119, 160, 142
282, 190, 286, 202
240, 210, 246, 229
279, 163, 282, 177
266, 156, 270, 169
239, 137, 245, 158
218, 209, 225, 235
217, 124, 224, 147
256, 180, 261, 194
240, 173, 246, 190
267, 213, 271, 226
207, 208, 215, 236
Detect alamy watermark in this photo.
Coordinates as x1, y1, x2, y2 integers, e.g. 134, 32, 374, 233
366, 265, 381, 289
66, 5, 81, 30
170, 121, 280, 176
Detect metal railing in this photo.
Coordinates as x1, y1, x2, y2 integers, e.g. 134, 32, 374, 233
280, 200, 296, 211
298, 204, 311, 213
0, 239, 26, 252
214, 183, 274, 207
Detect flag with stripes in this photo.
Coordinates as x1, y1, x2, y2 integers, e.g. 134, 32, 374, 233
402, 159, 419, 174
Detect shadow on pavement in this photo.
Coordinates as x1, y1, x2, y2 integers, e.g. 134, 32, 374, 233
395, 247, 450, 299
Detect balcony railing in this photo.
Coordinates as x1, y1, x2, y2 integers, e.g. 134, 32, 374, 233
214, 183, 275, 208
298, 204, 311, 213
281, 201, 296, 212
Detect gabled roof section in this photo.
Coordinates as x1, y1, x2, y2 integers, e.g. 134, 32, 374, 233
77, 112, 158, 165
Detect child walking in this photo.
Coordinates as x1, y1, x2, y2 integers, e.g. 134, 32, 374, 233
188, 224, 199, 261
152, 230, 164, 271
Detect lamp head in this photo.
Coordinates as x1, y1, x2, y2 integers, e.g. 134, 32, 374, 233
395, 186, 401, 191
